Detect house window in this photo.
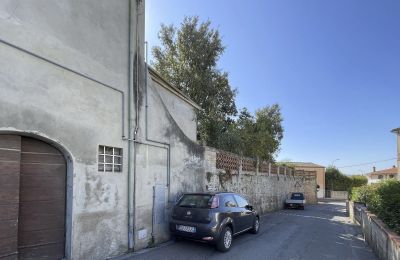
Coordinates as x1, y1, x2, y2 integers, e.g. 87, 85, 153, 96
389, 174, 394, 178
378, 175, 383, 179
98, 145, 122, 172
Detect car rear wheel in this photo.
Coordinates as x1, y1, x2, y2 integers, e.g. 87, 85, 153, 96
250, 217, 260, 234
216, 226, 232, 252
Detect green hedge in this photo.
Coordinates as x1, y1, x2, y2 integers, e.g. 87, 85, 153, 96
351, 180, 400, 234
326, 167, 367, 192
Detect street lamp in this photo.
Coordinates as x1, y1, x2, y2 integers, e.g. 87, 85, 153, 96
331, 158, 340, 167
331, 158, 340, 192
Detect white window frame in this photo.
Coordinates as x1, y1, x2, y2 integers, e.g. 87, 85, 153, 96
98, 145, 123, 172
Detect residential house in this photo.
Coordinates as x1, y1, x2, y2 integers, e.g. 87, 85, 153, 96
366, 166, 398, 184
287, 162, 325, 198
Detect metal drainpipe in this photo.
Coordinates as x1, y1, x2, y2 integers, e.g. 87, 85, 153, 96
126, 0, 135, 251
131, 0, 143, 251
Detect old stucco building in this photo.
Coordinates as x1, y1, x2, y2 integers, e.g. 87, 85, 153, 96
288, 162, 325, 198
0, 1, 143, 259
0, 0, 206, 259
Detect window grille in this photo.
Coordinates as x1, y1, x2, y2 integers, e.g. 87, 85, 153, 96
98, 145, 122, 172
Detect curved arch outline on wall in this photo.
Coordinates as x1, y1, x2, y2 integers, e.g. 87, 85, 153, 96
0, 128, 74, 260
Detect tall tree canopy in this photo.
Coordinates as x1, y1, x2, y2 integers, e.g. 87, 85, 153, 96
233, 105, 283, 161
152, 16, 284, 161
152, 16, 237, 144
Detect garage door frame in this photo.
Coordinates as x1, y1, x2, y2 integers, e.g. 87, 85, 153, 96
0, 131, 74, 260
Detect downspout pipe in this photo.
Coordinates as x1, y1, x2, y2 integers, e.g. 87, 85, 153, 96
131, 0, 143, 251
126, 0, 135, 251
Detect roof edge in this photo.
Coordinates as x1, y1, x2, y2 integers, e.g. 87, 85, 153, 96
285, 162, 325, 168
148, 66, 202, 110
391, 128, 400, 134
366, 167, 398, 176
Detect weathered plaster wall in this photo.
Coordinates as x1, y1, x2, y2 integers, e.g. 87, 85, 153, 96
132, 72, 205, 250
156, 84, 197, 142
204, 147, 318, 214
0, 1, 141, 259
0, 0, 129, 90
293, 166, 325, 198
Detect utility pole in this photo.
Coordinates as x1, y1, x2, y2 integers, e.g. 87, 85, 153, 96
391, 128, 400, 180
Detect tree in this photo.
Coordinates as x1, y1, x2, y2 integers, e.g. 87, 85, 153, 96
252, 105, 284, 161
350, 175, 368, 187
235, 105, 283, 161
152, 16, 237, 144
326, 167, 352, 191
152, 16, 284, 161
326, 167, 368, 191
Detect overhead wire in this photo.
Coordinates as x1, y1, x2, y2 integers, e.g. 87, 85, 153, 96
337, 157, 397, 169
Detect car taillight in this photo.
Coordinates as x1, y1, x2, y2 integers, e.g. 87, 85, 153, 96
210, 196, 219, 208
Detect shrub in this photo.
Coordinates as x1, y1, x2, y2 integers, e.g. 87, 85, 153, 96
351, 180, 400, 234
351, 184, 378, 204
326, 167, 368, 192
350, 175, 368, 187
374, 180, 400, 234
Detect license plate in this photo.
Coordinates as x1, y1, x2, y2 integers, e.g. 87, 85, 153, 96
176, 225, 196, 233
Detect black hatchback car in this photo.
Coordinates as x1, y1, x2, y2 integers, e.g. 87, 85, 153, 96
169, 192, 260, 252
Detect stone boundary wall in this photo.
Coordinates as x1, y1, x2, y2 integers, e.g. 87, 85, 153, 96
348, 201, 400, 260
203, 147, 318, 214
331, 191, 349, 200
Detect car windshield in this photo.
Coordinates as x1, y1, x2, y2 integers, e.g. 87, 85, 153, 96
291, 193, 304, 200
177, 194, 213, 208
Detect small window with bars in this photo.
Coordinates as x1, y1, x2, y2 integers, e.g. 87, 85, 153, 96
98, 145, 122, 172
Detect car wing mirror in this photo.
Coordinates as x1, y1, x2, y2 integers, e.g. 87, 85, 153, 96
245, 205, 253, 211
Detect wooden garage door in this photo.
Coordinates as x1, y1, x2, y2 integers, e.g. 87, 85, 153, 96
0, 135, 21, 260
0, 135, 66, 260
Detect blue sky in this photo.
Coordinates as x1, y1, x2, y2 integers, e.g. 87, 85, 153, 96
145, 0, 400, 175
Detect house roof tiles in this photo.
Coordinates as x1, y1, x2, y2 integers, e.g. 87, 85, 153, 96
366, 167, 398, 176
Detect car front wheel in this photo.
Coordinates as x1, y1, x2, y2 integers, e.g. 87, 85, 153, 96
216, 226, 232, 252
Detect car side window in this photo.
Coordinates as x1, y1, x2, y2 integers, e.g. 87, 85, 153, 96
234, 195, 248, 208
222, 194, 238, 208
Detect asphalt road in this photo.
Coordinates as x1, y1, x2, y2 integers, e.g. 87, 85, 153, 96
125, 201, 376, 260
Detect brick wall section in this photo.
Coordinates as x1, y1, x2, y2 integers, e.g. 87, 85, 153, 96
204, 147, 318, 214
